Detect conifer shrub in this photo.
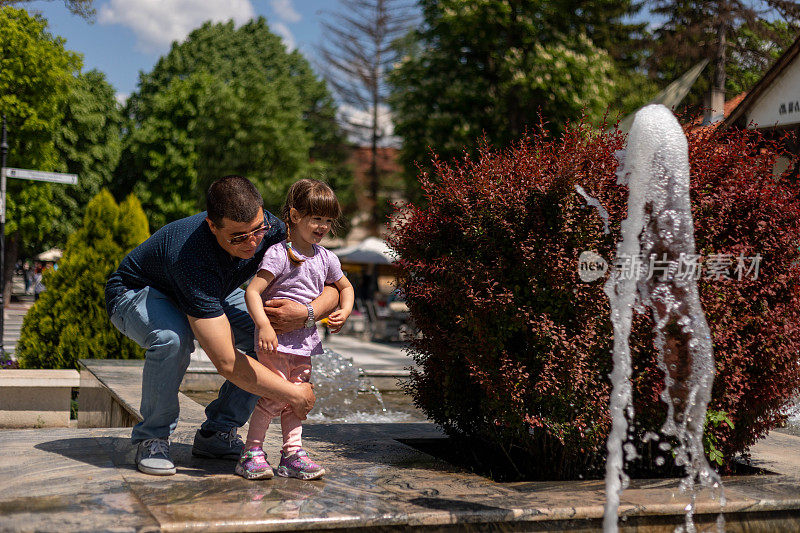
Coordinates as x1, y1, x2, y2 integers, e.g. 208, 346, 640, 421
389, 123, 800, 480
17, 190, 149, 369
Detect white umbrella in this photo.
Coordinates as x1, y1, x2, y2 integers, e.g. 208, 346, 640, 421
35, 248, 62, 262
334, 237, 395, 265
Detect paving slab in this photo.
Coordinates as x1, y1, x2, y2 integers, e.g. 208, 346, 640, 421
6, 422, 800, 532
0, 427, 160, 532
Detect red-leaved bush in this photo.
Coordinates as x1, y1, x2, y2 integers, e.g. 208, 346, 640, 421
388, 122, 800, 480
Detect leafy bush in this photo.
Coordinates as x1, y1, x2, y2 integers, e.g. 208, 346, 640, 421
17, 190, 149, 369
389, 123, 800, 480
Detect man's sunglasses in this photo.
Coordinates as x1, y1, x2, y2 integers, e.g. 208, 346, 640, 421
227, 223, 269, 245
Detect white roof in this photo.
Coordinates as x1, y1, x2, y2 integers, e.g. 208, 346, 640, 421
36, 248, 62, 261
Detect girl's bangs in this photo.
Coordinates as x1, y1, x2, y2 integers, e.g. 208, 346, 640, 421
308, 189, 341, 219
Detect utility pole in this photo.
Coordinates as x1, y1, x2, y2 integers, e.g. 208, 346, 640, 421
0, 117, 8, 357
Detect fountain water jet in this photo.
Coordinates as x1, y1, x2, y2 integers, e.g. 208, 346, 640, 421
306, 348, 413, 423
603, 104, 723, 532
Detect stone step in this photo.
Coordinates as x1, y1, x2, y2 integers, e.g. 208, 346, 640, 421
2, 275, 36, 358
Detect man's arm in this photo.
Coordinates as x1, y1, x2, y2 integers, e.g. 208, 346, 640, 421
263, 284, 339, 334
187, 314, 315, 419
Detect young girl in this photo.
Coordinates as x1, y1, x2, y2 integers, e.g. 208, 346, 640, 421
237, 179, 354, 480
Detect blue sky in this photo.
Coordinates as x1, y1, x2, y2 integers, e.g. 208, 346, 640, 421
25, 0, 342, 102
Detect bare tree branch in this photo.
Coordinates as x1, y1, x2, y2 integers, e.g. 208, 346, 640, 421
317, 0, 417, 232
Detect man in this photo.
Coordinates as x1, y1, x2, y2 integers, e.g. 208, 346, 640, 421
105, 176, 339, 475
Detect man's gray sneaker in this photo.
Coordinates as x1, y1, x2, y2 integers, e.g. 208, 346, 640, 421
192, 428, 244, 460
136, 438, 176, 475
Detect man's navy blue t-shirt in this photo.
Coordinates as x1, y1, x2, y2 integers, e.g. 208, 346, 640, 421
105, 211, 286, 319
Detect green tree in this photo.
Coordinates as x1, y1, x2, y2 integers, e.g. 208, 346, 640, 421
534, 0, 647, 70
0, 7, 78, 171
388, 0, 637, 197
46, 69, 123, 250
118, 18, 352, 228
17, 190, 149, 369
725, 20, 795, 96
0, 6, 80, 300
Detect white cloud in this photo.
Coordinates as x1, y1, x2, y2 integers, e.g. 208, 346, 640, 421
272, 22, 296, 51
98, 0, 256, 54
270, 0, 301, 23
114, 92, 129, 106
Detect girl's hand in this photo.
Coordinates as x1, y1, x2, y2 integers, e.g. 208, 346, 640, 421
257, 326, 279, 356
327, 309, 350, 334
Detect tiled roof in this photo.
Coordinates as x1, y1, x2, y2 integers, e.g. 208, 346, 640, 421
688, 92, 748, 132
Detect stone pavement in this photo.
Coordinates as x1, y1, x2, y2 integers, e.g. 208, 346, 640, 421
2, 300, 31, 355
5, 359, 800, 531
321, 334, 413, 375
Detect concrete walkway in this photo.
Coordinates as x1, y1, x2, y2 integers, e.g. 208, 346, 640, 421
188, 331, 416, 391
3, 275, 34, 356
321, 334, 414, 375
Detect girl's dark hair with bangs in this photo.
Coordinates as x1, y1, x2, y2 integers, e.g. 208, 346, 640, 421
282, 178, 341, 265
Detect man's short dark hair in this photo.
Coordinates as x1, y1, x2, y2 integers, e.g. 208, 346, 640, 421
206, 175, 264, 227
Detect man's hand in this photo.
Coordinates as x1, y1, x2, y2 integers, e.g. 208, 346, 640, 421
287, 382, 315, 420
189, 314, 305, 406
263, 299, 306, 334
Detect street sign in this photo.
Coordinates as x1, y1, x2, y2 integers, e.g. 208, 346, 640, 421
1, 167, 78, 185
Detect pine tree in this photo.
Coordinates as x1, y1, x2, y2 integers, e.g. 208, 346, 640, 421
16, 190, 149, 369
648, 1, 800, 110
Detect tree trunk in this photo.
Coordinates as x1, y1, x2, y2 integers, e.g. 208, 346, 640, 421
369, 96, 380, 234
711, 20, 728, 120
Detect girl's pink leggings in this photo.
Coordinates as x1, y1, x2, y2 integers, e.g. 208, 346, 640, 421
245, 351, 312, 455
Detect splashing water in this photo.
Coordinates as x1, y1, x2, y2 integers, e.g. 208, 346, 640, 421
575, 184, 611, 234
307, 348, 414, 423
603, 105, 723, 532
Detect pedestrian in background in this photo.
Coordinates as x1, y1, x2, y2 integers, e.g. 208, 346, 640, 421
23, 261, 32, 294
33, 263, 45, 300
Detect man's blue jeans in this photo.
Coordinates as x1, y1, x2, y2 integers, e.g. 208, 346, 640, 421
108, 286, 259, 443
